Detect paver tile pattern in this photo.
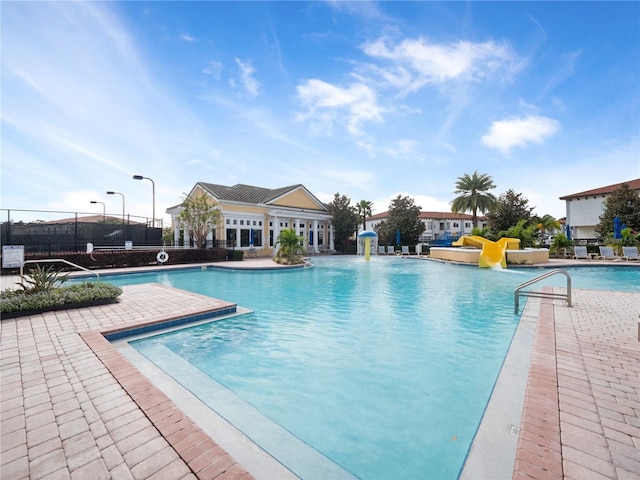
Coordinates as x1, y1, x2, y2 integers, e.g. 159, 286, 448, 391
2, 259, 639, 479
514, 289, 640, 480
1, 283, 252, 480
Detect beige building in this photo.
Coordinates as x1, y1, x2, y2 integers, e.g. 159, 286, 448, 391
167, 182, 334, 255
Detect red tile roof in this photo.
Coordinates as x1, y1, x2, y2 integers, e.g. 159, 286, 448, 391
368, 211, 486, 221
559, 178, 640, 200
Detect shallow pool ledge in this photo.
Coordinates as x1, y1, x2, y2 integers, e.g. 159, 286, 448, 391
429, 247, 549, 266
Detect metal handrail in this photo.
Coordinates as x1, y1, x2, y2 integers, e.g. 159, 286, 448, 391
20, 259, 100, 281
514, 268, 571, 313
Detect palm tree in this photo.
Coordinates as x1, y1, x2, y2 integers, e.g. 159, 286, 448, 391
536, 214, 561, 238
274, 228, 306, 265
451, 171, 497, 228
356, 200, 373, 232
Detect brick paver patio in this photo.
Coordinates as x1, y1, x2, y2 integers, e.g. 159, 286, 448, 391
1, 260, 639, 479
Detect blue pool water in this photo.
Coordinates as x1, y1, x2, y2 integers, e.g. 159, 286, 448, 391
103, 258, 639, 479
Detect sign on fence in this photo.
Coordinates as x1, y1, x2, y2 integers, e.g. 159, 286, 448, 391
2, 245, 25, 268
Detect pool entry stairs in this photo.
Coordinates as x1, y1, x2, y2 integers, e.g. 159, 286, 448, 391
451, 236, 520, 268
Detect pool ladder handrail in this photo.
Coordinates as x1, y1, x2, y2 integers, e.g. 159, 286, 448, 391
20, 259, 100, 281
514, 268, 571, 313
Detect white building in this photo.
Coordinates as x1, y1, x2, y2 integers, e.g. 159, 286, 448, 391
364, 211, 489, 243
560, 178, 640, 240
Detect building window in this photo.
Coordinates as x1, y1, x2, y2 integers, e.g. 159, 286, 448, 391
226, 229, 236, 245
233, 219, 237, 225
240, 229, 250, 247
240, 220, 244, 225
259, 221, 262, 226
453, 222, 459, 228
226, 219, 230, 225
269, 230, 274, 247
439, 222, 445, 230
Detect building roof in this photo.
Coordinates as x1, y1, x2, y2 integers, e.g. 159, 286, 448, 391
368, 211, 486, 221
198, 182, 327, 211
40, 215, 140, 224
559, 178, 640, 200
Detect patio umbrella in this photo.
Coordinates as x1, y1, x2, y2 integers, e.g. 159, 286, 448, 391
250, 228, 254, 245
396, 229, 401, 245
613, 215, 622, 239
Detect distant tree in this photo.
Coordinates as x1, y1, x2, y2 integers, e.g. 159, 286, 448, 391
356, 200, 373, 232
486, 189, 534, 235
471, 226, 491, 238
375, 195, 424, 246
500, 219, 537, 248
594, 183, 640, 240
274, 228, 306, 265
327, 193, 358, 252
534, 214, 561, 235
530, 214, 561, 244
178, 194, 221, 248
450, 171, 497, 228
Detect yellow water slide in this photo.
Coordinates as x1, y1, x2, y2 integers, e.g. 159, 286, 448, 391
451, 236, 520, 268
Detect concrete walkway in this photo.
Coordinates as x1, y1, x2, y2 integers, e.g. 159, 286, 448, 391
1, 259, 639, 479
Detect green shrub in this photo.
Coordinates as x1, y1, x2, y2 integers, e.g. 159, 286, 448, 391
1, 282, 122, 316
18, 264, 69, 294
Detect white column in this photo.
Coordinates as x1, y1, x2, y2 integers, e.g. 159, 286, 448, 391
183, 229, 190, 248
273, 217, 279, 254
173, 221, 180, 246
236, 228, 241, 248
313, 220, 319, 254
295, 218, 301, 237
329, 224, 335, 251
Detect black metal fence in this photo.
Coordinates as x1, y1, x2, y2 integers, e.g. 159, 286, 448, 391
1, 209, 162, 254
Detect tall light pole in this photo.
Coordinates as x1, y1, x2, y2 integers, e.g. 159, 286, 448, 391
106, 191, 125, 224
90, 200, 106, 223
132, 175, 155, 227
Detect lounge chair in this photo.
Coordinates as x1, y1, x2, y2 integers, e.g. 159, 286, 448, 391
572, 246, 590, 260
387, 246, 395, 255
378, 245, 386, 255
598, 246, 616, 260
401, 246, 410, 255
622, 246, 639, 261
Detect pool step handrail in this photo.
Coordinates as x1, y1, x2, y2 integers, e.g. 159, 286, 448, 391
20, 259, 100, 281
514, 268, 571, 313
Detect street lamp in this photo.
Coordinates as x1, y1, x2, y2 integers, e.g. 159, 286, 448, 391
90, 200, 106, 223
132, 175, 155, 227
106, 191, 125, 224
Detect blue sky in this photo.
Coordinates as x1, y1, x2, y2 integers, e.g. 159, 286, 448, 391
2, 1, 639, 225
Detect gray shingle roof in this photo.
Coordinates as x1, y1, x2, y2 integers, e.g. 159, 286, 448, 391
198, 182, 326, 210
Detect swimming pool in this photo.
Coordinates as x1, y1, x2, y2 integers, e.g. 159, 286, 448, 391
104, 258, 639, 479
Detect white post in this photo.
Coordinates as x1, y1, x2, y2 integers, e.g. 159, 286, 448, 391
329, 224, 335, 251
313, 220, 319, 254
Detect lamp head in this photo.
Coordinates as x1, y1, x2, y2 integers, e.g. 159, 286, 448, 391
106, 191, 115, 195
133, 175, 144, 180
90, 201, 98, 204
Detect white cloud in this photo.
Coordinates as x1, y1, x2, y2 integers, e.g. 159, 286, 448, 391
234, 58, 259, 97
481, 115, 560, 154
203, 61, 223, 80
361, 36, 523, 93
296, 79, 382, 135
